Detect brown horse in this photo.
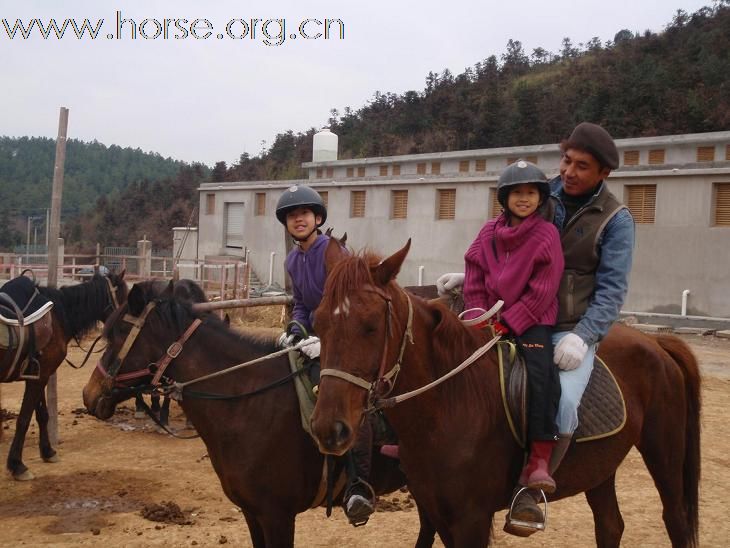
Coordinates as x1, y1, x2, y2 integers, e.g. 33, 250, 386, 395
1, 271, 128, 480
310, 240, 701, 547
82, 282, 435, 547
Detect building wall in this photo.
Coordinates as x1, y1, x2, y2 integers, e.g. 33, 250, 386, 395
196, 131, 730, 317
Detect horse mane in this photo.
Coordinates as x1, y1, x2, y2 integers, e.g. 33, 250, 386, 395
149, 297, 279, 353
422, 298, 499, 419
321, 250, 382, 311
37, 274, 114, 338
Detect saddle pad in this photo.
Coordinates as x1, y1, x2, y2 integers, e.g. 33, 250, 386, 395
0, 276, 53, 325
498, 341, 626, 446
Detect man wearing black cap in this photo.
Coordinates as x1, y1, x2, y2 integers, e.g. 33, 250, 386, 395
548, 122, 634, 442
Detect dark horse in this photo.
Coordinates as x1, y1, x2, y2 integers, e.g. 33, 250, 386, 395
82, 282, 435, 547
1, 271, 128, 480
310, 239, 701, 547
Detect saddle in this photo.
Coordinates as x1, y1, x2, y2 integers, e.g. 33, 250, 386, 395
497, 340, 626, 448
0, 276, 55, 381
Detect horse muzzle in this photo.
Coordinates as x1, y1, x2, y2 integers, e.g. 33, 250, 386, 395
310, 417, 354, 456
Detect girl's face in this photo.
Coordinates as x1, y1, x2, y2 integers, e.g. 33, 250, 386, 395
507, 183, 542, 219
285, 207, 321, 240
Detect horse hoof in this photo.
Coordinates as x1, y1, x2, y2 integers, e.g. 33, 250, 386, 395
13, 469, 35, 481
43, 454, 60, 463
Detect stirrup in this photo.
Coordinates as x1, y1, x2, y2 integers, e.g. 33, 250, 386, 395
19, 356, 41, 380
504, 487, 548, 537
344, 479, 375, 527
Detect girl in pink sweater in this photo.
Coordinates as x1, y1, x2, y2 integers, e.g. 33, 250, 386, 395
463, 160, 564, 495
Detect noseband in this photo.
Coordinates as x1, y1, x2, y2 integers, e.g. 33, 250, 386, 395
319, 286, 414, 407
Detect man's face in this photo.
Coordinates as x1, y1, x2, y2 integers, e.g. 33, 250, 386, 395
559, 148, 612, 196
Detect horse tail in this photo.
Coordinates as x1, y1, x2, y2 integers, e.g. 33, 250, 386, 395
655, 334, 701, 548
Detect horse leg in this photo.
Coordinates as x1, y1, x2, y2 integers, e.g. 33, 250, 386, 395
134, 394, 145, 419
240, 510, 266, 548
448, 512, 494, 547
151, 394, 161, 420
34, 389, 58, 462
415, 502, 437, 548
584, 473, 624, 548
160, 396, 171, 427
7, 381, 46, 480
259, 514, 296, 547
637, 431, 692, 547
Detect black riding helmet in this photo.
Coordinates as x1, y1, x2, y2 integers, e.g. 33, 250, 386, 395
497, 160, 550, 209
275, 185, 328, 226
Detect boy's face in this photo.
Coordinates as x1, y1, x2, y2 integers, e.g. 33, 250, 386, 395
507, 183, 541, 219
285, 207, 321, 240
559, 148, 611, 196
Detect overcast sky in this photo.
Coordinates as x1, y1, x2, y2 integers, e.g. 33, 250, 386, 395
1, 0, 714, 167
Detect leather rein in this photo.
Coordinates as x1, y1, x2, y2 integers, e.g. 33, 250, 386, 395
319, 285, 501, 411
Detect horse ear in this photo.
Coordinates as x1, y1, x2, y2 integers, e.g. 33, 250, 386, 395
374, 239, 411, 287
128, 284, 147, 316
340, 232, 347, 246
223, 313, 230, 326
324, 236, 348, 275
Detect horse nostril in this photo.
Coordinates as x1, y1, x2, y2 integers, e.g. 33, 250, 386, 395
333, 420, 351, 446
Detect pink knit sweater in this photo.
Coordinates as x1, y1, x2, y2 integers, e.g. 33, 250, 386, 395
463, 212, 564, 336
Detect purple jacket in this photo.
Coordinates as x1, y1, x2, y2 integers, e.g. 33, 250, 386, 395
286, 235, 330, 336
463, 213, 564, 336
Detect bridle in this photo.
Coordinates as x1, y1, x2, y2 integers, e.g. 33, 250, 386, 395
319, 285, 414, 409
96, 300, 202, 390
104, 276, 122, 314
318, 284, 502, 411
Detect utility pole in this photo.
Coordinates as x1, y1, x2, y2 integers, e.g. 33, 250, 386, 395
46, 107, 69, 447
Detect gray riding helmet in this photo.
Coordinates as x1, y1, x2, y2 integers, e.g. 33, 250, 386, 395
275, 185, 327, 226
497, 160, 550, 208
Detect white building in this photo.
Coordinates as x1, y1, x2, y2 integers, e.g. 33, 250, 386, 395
194, 130, 730, 317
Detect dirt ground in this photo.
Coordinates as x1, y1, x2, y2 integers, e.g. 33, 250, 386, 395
1, 308, 729, 547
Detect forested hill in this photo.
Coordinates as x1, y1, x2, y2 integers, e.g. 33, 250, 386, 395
0, 136, 186, 217
214, 2, 730, 182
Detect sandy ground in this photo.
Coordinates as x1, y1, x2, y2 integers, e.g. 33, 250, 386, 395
1, 310, 728, 547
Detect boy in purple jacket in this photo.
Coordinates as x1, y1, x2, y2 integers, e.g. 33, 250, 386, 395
275, 185, 375, 526
463, 161, 564, 494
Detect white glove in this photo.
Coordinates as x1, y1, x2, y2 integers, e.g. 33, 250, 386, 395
300, 336, 321, 359
277, 332, 296, 349
436, 273, 465, 297
554, 333, 589, 371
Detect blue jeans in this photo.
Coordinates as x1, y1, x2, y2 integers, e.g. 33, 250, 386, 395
552, 331, 597, 434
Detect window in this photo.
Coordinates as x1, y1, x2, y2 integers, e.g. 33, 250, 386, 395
625, 185, 656, 224
254, 193, 265, 216
490, 187, 502, 219
319, 191, 328, 210
507, 157, 519, 165
391, 190, 408, 219
416, 163, 426, 175
392, 164, 401, 176
697, 146, 715, 162
714, 183, 730, 226
459, 160, 470, 173
726, 144, 730, 161
437, 189, 456, 220
205, 193, 215, 215
350, 190, 366, 217
346, 167, 354, 177
525, 156, 538, 164
357, 166, 366, 177
648, 149, 665, 165
475, 159, 487, 172
623, 150, 640, 166
325, 167, 334, 178
431, 162, 441, 175
316, 167, 323, 178
379, 165, 388, 176
225, 202, 245, 248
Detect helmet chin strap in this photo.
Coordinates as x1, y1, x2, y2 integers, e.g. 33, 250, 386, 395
291, 227, 320, 246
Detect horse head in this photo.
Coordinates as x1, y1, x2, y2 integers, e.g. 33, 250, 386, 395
82, 279, 200, 420
311, 239, 412, 456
